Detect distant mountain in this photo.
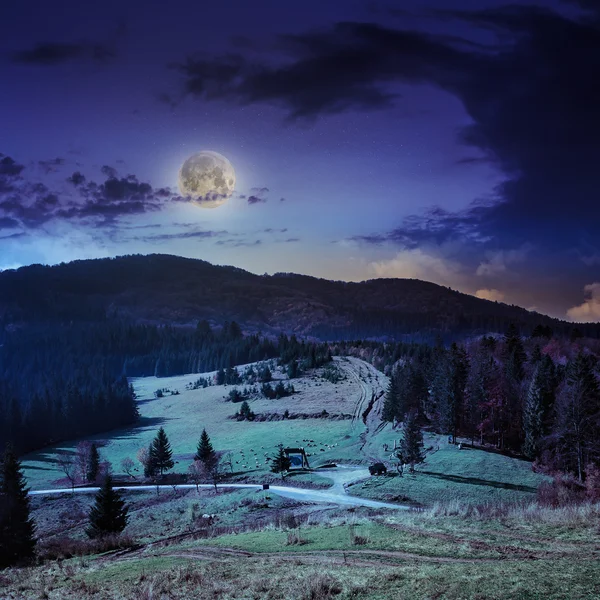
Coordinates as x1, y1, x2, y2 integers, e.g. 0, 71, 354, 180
0, 254, 597, 341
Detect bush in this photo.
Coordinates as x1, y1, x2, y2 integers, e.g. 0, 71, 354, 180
38, 533, 136, 560
303, 574, 342, 599
537, 473, 586, 507
286, 531, 309, 546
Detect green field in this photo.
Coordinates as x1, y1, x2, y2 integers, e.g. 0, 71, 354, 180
22, 358, 374, 490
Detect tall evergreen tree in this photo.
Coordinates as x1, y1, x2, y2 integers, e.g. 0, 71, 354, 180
382, 370, 400, 422
556, 352, 600, 481
270, 444, 291, 480
0, 446, 36, 567
86, 475, 129, 538
504, 324, 526, 382
399, 410, 425, 472
195, 428, 215, 466
87, 443, 100, 483
149, 427, 174, 476
523, 367, 544, 459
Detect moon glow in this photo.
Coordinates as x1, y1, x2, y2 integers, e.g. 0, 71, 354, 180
178, 151, 236, 209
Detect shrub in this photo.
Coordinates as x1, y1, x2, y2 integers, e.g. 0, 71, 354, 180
38, 534, 135, 560
537, 473, 586, 507
286, 531, 309, 546
303, 574, 342, 599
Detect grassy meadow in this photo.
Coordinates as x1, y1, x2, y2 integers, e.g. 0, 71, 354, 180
9, 355, 581, 599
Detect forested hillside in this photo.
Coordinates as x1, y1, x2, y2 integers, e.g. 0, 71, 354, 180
0, 321, 330, 455
382, 328, 600, 481
2, 254, 598, 341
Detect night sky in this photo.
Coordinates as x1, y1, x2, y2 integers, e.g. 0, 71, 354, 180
1, 0, 599, 321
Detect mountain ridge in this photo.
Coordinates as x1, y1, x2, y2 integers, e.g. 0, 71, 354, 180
0, 253, 597, 340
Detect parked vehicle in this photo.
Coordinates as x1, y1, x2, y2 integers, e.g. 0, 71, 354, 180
369, 462, 387, 475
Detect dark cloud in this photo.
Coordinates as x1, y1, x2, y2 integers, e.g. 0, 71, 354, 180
38, 158, 65, 174
12, 42, 115, 66
181, 5, 595, 288
0, 154, 188, 231
131, 229, 227, 243
247, 186, 269, 205
100, 165, 118, 179
0, 156, 25, 177
67, 172, 86, 186
247, 195, 267, 205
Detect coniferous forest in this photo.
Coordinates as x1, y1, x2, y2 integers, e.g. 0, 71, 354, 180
381, 327, 600, 481
0, 319, 332, 455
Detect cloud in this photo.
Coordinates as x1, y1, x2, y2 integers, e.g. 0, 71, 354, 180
131, 229, 227, 243
67, 172, 86, 186
0, 153, 189, 232
567, 283, 600, 323
368, 248, 465, 288
247, 186, 269, 205
475, 288, 505, 302
247, 195, 267, 205
475, 247, 529, 277
38, 158, 65, 174
0, 155, 25, 177
12, 42, 115, 66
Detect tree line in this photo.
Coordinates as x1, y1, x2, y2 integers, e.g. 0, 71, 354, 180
0, 321, 331, 456
382, 325, 600, 481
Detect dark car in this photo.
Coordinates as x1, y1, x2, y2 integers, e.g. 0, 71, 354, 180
369, 462, 387, 476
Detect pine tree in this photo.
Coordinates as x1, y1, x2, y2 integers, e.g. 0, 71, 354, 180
382, 370, 400, 422
504, 324, 526, 382
86, 475, 129, 538
87, 443, 100, 483
239, 400, 255, 421
399, 410, 425, 473
0, 446, 36, 567
195, 429, 215, 466
270, 444, 291, 480
149, 427, 174, 476
556, 352, 600, 481
523, 367, 544, 459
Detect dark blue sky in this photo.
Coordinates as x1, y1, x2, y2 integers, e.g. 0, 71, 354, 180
1, 0, 599, 321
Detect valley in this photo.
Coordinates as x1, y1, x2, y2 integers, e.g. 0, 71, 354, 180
4, 355, 590, 599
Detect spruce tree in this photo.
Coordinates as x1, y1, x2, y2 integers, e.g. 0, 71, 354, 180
399, 410, 425, 473
239, 400, 255, 421
87, 443, 100, 483
195, 429, 215, 466
270, 444, 291, 480
0, 446, 36, 567
86, 475, 129, 538
382, 371, 400, 422
523, 367, 544, 459
504, 324, 526, 382
149, 427, 174, 476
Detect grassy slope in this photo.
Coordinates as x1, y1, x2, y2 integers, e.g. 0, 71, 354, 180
10, 356, 594, 599
22, 356, 546, 507
4, 504, 600, 599
355, 428, 547, 506
22, 358, 367, 489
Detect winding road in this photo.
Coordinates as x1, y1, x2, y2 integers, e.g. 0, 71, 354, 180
29, 466, 407, 510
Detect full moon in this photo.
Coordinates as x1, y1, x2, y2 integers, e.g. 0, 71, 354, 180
178, 151, 236, 209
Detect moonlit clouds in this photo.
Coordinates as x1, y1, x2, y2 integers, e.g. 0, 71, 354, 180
567, 283, 600, 323
475, 288, 506, 303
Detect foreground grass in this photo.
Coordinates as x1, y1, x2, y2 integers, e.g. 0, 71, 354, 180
3, 545, 600, 599
6, 501, 600, 599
